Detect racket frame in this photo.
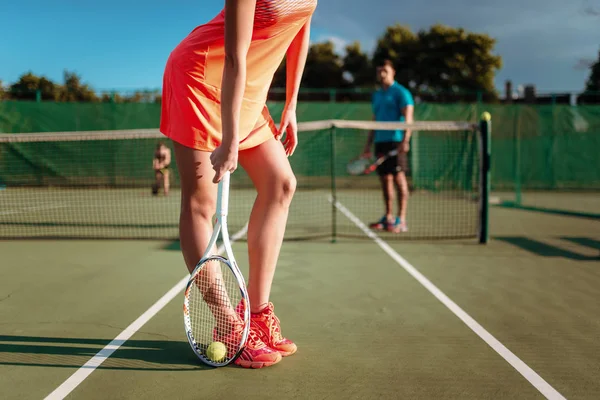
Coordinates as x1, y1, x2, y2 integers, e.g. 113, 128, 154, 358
183, 171, 251, 367
347, 149, 399, 175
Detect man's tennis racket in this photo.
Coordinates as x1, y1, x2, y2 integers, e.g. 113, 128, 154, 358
183, 171, 250, 367
346, 149, 399, 175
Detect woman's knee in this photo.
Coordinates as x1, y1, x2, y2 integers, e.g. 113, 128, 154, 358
282, 173, 297, 203
182, 192, 216, 221
173, 142, 217, 221
263, 172, 296, 207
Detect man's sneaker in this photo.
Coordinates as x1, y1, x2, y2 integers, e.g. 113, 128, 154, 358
387, 217, 408, 233
369, 216, 390, 231
250, 302, 297, 357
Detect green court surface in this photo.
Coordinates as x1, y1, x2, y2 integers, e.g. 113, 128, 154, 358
1, 197, 599, 399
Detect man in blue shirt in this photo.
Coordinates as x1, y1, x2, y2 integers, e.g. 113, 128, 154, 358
362, 59, 414, 233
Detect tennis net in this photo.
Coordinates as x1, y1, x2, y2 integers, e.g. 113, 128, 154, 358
0, 119, 490, 242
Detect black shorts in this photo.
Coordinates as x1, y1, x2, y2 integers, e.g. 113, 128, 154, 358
374, 142, 408, 176
156, 165, 170, 174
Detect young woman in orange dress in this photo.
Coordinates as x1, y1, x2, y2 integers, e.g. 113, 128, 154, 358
160, 0, 318, 368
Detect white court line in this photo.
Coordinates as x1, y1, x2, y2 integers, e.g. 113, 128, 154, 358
44, 224, 249, 400
330, 197, 566, 400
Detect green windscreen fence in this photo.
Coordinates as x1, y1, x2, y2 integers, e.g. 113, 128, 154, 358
1, 100, 598, 192
0, 100, 598, 213
484, 104, 600, 192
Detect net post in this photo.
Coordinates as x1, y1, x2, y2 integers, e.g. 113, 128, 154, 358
329, 125, 337, 243
514, 106, 522, 205
479, 113, 491, 244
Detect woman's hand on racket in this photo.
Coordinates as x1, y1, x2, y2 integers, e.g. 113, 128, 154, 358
276, 107, 298, 156
210, 143, 238, 183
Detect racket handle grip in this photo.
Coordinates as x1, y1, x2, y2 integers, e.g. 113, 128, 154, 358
217, 171, 230, 217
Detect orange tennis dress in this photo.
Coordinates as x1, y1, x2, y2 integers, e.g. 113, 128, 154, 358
160, 0, 318, 152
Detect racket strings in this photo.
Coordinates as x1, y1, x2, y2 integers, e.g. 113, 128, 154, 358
347, 158, 371, 175
187, 258, 245, 362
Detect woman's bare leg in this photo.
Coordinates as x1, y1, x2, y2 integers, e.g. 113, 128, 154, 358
163, 170, 170, 196
238, 137, 296, 313
173, 141, 237, 330
172, 141, 218, 272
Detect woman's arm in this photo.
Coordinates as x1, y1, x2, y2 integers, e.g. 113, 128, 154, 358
284, 16, 312, 111
221, 0, 257, 149
274, 17, 311, 152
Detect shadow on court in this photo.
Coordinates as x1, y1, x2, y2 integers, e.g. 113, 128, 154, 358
495, 236, 600, 261
561, 237, 600, 251
162, 240, 182, 251
498, 201, 600, 220
0, 335, 210, 372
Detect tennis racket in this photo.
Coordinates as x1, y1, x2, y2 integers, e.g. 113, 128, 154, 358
346, 149, 399, 175
183, 171, 250, 367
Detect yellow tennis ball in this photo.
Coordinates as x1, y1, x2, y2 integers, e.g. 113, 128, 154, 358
481, 111, 491, 121
206, 341, 227, 362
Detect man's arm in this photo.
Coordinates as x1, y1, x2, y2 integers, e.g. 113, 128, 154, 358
401, 104, 414, 151
399, 87, 415, 152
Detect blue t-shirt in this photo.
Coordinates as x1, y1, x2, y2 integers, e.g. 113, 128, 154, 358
371, 81, 414, 143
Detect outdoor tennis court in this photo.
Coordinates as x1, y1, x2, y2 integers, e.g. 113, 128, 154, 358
1, 191, 599, 399
2, 0, 600, 394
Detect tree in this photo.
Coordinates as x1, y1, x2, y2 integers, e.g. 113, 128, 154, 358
343, 41, 374, 87
100, 90, 161, 103
301, 41, 345, 88
59, 70, 98, 102
269, 41, 347, 101
372, 24, 419, 88
272, 41, 347, 90
372, 24, 502, 100
7, 70, 100, 102
9, 72, 60, 101
419, 24, 501, 97
584, 50, 600, 92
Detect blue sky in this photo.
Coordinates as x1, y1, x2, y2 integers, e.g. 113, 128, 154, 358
2, 0, 599, 94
